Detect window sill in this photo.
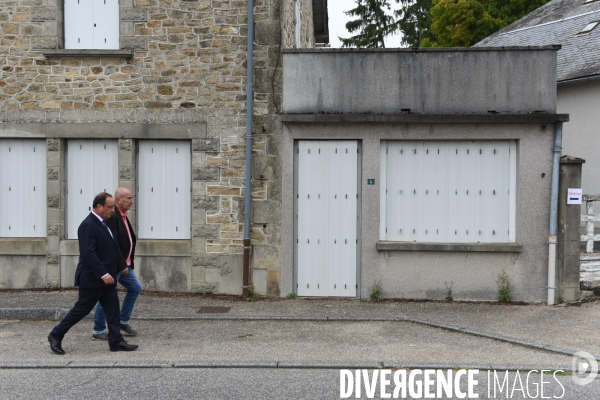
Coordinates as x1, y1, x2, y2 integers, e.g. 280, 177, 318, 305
0, 238, 46, 255
136, 240, 191, 256
376, 241, 522, 253
42, 49, 134, 58
61, 239, 191, 256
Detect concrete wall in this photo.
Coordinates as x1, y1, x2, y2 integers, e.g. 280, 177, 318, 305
281, 121, 556, 301
281, 48, 561, 301
557, 79, 600, 195
283, 48, 558, 115
0, 239, 47, 289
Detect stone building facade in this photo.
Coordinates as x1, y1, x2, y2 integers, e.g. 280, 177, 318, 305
0, 0, 317, 296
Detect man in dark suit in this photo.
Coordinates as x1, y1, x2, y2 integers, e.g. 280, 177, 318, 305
92, 187, 142, 339
48, 192, 138, 354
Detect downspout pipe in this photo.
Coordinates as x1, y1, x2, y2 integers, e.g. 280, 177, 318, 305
242, 0, 254, 299
547, 122, 562, 305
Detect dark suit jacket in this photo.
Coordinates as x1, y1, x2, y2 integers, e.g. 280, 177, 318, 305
106, 206, 137, 269
74, 213, 127, 288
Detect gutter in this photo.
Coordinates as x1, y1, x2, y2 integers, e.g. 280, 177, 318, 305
557, 74, 600, 86
547, 122, 562, 305
242, 0, 254, 299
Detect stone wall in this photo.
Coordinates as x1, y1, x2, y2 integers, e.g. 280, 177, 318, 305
0, 0, 317, 295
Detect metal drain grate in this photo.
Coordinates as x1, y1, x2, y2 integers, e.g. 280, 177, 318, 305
197, 306, 231, 314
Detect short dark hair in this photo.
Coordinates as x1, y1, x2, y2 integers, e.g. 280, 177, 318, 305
93, 192, 113, 208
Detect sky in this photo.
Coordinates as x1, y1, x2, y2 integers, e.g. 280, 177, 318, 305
328, 1, 404, 48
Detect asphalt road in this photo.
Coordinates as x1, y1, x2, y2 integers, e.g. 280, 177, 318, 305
2, 292, 599, 399
0, 319, 574, 367
1, 368, 598, 399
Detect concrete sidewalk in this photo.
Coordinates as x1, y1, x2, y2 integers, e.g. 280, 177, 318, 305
0, 290, 599, 370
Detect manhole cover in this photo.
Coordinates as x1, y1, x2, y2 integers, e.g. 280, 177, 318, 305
197, 306, 231, 314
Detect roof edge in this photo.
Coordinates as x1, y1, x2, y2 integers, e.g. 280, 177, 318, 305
281, 114, 569, 123
283, 46, 561, 53
558, 74, 600, 85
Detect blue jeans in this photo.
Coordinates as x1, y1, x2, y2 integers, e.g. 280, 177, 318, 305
93, 267, 142, 334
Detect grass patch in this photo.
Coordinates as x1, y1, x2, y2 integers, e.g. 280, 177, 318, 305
370, 280, 383, 301
496, 269, 512, 302
287, 291, 298, 300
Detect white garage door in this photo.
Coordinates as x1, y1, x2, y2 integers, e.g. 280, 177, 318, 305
295, 140, 360, 297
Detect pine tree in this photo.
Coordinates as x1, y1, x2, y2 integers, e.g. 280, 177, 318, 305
395, 0, 434, 48
339, 0, 397, 48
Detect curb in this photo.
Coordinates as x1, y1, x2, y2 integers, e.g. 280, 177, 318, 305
2, 308, 599, 363
0, 308, 90, 320
0, 360, 575, 371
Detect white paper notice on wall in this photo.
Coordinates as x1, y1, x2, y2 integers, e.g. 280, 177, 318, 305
567, 188, 583, 205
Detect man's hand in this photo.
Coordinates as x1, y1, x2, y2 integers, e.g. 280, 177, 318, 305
120, 267, 129, 276
102, 275, 115, 285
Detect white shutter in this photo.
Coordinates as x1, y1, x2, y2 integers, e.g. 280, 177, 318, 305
93, 0, 119, 49
138, 141, 191, 239
64, 0, 94, 49
381, 140, 516, 243
0, 140, 46, 237
64, 0, 119, 49
66, 140, 118, 239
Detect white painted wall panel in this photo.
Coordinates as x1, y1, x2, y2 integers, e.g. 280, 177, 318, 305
64, 0, 94, 49
297, 140, 358, 297
382, 140, 517, 243
67, 140, 118, 239
138, 141, 191, 239
297, 141, 328, 296
327, 141, 357, 297
420, 141, 446, 241
0, 140, 46, 237
93, 0, 119, 49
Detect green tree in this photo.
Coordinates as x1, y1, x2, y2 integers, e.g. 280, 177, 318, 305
394, 0, 434, 48
425, 0, 549, 47
340, 0, 397, 48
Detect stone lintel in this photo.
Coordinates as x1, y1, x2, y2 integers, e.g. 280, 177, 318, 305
0, 123, 207, 139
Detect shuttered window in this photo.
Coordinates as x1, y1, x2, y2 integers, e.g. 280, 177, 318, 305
66, 140, 119, 239
138, 141, 191, 239
380, 140, 517, 243
64, 0, 119, 50
0, 140, 47, 237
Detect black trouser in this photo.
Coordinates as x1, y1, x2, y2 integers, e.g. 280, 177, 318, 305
51, 284, 123, 347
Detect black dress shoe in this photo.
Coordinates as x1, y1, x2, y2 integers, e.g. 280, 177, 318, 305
110, 340, 138, 352
48, 334, 65, 355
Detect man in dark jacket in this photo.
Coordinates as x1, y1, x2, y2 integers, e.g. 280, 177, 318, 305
48, 192, 138, 354
92, 187, 142, 339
